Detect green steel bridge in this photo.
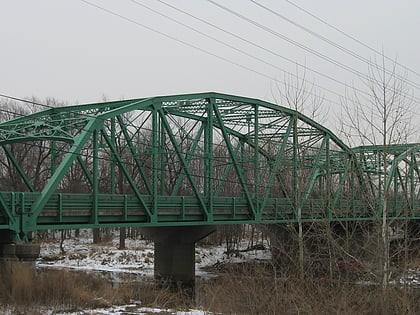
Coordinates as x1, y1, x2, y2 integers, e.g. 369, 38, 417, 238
0, 92, 419, 241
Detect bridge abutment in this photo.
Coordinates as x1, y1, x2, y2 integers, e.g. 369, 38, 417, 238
141, 226, 215, 291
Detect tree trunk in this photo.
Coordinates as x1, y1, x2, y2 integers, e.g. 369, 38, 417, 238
119, 227, 126, 249
92, 228, 101, 244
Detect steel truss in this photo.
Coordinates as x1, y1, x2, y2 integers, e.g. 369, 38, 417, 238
0, 92, 418, 239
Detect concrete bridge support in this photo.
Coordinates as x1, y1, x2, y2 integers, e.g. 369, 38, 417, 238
141, 226, 215, 291
0, 230, 40, 267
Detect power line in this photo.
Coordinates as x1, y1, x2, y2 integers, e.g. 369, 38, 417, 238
249, 0, 420, 91
154, 0, 420, 106
206, 1, 370, 78
0, 94, 55, 111
81, 0, 420, 112
132, 0, 345, 102
152, 0, 371, 105
5, 1, 419, 127
82, 0, 361, 110
206, 0, 420, 101
284, 0, 420, 80
78, 0, 292, 98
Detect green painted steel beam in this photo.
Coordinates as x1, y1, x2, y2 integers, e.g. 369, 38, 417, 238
213, 104, 257, 219
100, 130, 154, 221
158, 107, 210, 219
28, 118, 102, 229
2, 145, 35, 192
116, 115, 153, 195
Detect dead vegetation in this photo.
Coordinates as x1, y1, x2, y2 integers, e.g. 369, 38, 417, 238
0, 263, 190, 314
0, 257, 418, 314
197, 262, 420, 315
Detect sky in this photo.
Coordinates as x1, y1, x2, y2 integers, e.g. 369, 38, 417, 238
1, 0, 420, 134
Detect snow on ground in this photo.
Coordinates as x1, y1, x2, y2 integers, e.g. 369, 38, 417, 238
2, 305, 211, 315
48, 305, 212, 315
38, 233, 156, 278
36, 229, 271, 280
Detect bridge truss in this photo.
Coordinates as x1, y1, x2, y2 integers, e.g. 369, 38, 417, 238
0, 92, 418, 240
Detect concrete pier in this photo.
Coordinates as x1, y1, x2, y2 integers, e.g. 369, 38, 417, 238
0, 230, 40, 267
141, 226, 215, 290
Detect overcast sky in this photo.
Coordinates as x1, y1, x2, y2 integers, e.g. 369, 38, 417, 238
1, 0, 419, 133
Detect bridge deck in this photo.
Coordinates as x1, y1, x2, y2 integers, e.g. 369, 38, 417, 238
0, 192, 419, 231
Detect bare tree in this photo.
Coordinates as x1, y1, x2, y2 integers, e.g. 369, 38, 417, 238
340, 54, 415, 291
272, 66, 327, 280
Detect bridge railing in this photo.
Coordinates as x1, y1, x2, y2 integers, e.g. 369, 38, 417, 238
0, 192, 419, 232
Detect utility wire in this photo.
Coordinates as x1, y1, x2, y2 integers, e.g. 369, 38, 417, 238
2, 0, 418, 133
0, 94, 55, 111
249, 0, 420, 91
81, 0, 376, 109
206, 0, 420, 103
78, 0, 296, 101
133, 0, 344, 102
154, 0, 359, 97
284, 0, 420, 80
206, 0, 370, 80
4, 0, 419, 131
152, 0, 376, 110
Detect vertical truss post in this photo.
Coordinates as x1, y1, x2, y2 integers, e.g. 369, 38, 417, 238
110, 117, 116, 194
254, 105, 260, 219
160, 111, 167, 195
410, 152, 415, 214
205, 98, 214, 220
378, 150, 383, 218
393, 155, 398, 216
152, 105, 159, 217
92, 129, 99, 225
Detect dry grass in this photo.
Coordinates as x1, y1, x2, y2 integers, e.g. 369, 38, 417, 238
196, 262, 420, 315
0, 260, 418, 314
0, 262, 191, 313
0, 263, 114, 312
